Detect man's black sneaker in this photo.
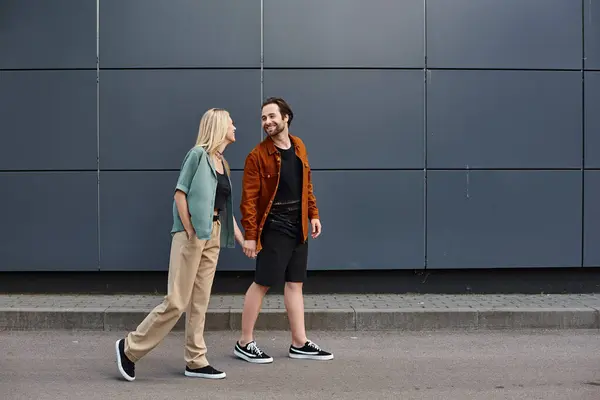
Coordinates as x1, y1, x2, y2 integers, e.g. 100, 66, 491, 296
184, 365, 226, 379
233, 341, 273, 364
289, 340, 334, 361
115, 338, 135, 381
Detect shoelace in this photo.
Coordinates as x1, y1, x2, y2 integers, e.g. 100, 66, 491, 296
248, 342, 264, 356
306, 341, 321, 351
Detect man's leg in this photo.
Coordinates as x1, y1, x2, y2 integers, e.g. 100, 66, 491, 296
234, 284, 274, 363
234, 229, 288, 363
239, 282, 269, 346
284, 281, 308, 347
285, 241, 334, 361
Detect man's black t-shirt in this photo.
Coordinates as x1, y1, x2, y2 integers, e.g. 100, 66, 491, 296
265, 145, 303, 239
274, 146, 303, 203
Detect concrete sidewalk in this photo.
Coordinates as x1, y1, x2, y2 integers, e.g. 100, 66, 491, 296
1, 293, 599, 331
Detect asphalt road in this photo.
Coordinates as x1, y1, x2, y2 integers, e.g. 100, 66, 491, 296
1, 330, 598, 399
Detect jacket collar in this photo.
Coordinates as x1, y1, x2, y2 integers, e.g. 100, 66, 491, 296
207, 155, 217, 178
265, 133, 299, 155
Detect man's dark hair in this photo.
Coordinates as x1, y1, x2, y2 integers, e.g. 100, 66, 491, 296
262, 97, 294, 127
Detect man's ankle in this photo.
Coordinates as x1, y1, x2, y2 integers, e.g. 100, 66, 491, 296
291, 338, 308, 348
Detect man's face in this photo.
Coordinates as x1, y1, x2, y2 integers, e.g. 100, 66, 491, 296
261, 104, 287, 137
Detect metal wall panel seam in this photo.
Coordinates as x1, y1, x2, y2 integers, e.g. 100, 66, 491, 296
260, 0, 264, 141
423, 0, 428, 270
581, 0, 586, 267
96, 0, 101, 270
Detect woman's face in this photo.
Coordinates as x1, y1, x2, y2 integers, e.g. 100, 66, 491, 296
225, 116, 236, 143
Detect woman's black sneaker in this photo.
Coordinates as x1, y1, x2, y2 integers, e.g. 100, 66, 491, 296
289, 340, 334, 361
115, 338, 135, 381
233, 340, 273, 363
184, 365, 226, 379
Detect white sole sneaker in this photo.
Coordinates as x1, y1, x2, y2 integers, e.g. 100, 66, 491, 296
233, 349, 274, 364
289, 352, 334, 361
115, 340, 135, 381
184, 370, 226, 379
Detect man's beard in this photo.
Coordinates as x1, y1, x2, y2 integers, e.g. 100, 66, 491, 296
264, 122, 285, 137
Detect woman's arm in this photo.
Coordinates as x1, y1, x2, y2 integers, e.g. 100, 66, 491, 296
174, 148, 203, 239
174, 190, 195, 238
233, 216, 245, 246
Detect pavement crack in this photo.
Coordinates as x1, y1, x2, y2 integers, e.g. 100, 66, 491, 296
584, 381, 600, 386
350, 305, 357, 331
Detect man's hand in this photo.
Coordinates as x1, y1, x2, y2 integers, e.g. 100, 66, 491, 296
243, 240, 258, 258
310, 219, 322, 239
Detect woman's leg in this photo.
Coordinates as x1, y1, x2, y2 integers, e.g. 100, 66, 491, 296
124, 232, 204, 363
184, 221, 221, 370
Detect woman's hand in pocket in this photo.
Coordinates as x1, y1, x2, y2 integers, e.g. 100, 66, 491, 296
186, 229, 196, 241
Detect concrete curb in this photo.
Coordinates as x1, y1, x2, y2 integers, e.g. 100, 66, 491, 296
1, 307, 599, 331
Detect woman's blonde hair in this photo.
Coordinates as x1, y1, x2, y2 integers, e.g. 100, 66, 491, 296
195, 108, 230, 154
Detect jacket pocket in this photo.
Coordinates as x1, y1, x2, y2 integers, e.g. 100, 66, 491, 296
260, 171, 279, 179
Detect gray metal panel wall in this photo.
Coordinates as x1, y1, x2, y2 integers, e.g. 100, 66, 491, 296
585, 0, 600, 70
426, 70, 582, 169
99, 0, 260, 68
263, 0, 425, 68
585, 72, 600, 167
0, 71, 98, 170
427, 0, 582, 69
584, 171, 600, 266
99, 171, 176, 271
427, 171, 582, 269
0, 1, 593, 271
99, 70, 260, 170
0, 0, 97, 69
307, 171, 425, 270
426, 0, 585, 269
1, 2, 99, 272
0, 173, 98, 271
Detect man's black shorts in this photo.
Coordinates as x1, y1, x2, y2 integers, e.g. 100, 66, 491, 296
254, 227, 308, 287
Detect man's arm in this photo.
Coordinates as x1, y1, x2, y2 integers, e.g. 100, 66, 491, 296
307, 160, 319, 221
240, 152, 261, 240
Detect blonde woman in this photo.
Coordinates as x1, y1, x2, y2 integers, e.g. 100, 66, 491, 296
115, 108, 244, 381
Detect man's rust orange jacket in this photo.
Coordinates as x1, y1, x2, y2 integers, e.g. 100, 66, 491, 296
240, 134, 319, 251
